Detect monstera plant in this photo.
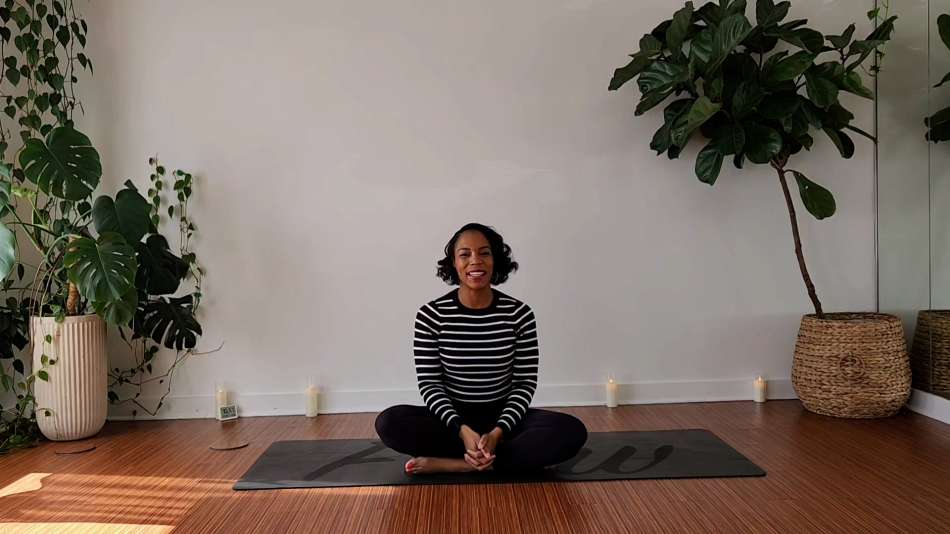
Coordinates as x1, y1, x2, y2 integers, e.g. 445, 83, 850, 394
609, 0, 895, 318
0, 0, 205, 452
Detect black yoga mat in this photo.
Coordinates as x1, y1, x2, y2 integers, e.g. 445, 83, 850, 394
234, 429, 764, 490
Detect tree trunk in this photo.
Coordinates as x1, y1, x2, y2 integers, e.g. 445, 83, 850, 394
775, 165, 825, 318
66, 281, 80, 315
65, 236, 80, 315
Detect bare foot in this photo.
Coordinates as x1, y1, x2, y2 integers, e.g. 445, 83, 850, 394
405, 457, 483, 475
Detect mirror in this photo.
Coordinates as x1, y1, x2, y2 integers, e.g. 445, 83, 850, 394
879, 0, 950, 401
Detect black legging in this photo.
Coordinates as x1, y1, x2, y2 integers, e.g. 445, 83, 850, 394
375, 401, 588, 471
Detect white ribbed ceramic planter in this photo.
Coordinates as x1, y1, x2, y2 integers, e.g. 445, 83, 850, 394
31, 315, 108, 441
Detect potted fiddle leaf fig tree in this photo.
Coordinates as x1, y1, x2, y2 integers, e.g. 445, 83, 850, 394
0, 0, 206, 452
609, 0, 910, 418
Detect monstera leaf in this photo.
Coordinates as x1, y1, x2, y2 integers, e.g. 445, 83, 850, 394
64, 232, 137, 304
137, 295, 202, 350
92, 287, 138, 326
18, 127, 102, 201
135, 234, 189, 295
93, 187, 151, 245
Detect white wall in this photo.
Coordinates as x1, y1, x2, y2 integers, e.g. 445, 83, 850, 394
77, 0, 879, 419
877, 0, 930, 332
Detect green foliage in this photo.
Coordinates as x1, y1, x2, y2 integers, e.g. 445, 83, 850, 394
91, 286, 136, 327
0, 222, 13, 280
927, 14, 950, 143
0, 2, 207, 452
136, 234, 189, 296
608, 0, 894, 219
18, 126, 100, 200
609, 0, 895, 318
791, 170, 835, 219
92, 187, 151, 245
65, 232, 138, 305
137, 295, 202, 351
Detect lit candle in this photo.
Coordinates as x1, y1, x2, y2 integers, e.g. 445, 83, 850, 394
306, 383, 320, 418
606, 377, 618, 408
753, 376, 767, 403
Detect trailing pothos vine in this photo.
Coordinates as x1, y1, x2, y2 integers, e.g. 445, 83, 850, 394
109, 158, 207, 418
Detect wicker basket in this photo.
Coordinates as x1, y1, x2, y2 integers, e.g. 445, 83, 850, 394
910, 310, 950, 398
791, 313, 911, 418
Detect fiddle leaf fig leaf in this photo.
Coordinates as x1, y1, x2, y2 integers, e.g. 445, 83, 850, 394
805, 70, 839, 109
757, 0, 790, 27
695, 142, 724, 185
670, 96, 721, 147
939, 14, 950, 51
767, 51, 816, 82
609, 55, 651, 91
666, 2, 694, 56
744, 123, 783, 164
707, 14, 753, 72
791, 171, 836, 219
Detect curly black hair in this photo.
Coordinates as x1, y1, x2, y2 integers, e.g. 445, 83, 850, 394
436, 223, 519, 285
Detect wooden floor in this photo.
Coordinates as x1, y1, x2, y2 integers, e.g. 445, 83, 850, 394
1, 401, 949, 533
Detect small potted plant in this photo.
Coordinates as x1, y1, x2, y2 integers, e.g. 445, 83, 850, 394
609, 0, 909, 417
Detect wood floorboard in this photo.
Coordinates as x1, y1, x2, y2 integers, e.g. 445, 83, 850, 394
0, 401, 948, 533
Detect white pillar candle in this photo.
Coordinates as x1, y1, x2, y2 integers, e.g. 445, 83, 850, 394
753, 376, 767, 403
606, 378, 618, 408
214, 383, 230, 420
306, 384, 320, 418
215, 384, 229, 409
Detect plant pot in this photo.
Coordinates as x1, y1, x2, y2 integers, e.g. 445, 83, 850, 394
31, 315, 108, 441
791, 313, 911, 418
910, 310, 950, 398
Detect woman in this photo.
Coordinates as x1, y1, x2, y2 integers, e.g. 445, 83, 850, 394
375, 223, 588, 474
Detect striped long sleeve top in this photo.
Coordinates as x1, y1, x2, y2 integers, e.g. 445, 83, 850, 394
413, 288, 539, 435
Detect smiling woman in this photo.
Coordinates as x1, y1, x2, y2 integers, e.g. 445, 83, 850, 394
374, 223, 588, 475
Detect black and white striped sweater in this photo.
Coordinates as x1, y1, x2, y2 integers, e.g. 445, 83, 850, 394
413, 288, 539, 435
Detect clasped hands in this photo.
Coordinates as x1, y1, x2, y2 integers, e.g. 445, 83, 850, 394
459, 424, 502, 471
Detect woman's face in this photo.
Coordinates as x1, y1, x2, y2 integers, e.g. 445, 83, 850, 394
454, 230, 493, 290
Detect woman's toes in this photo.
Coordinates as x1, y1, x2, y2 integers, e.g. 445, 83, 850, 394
406, 457, 430, 474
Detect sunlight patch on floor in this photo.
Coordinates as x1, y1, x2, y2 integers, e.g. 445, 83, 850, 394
1, 472, 231, 526
0, 523, 173, 534
0, 473, 51, 498
0, 471, 397, 529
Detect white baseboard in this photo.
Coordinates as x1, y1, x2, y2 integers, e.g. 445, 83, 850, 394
906, 389, 950, 424
107, 378, 798, 420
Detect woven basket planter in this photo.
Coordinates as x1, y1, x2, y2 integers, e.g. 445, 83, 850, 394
791, 313, 911, 418
910, 310, 950, 398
